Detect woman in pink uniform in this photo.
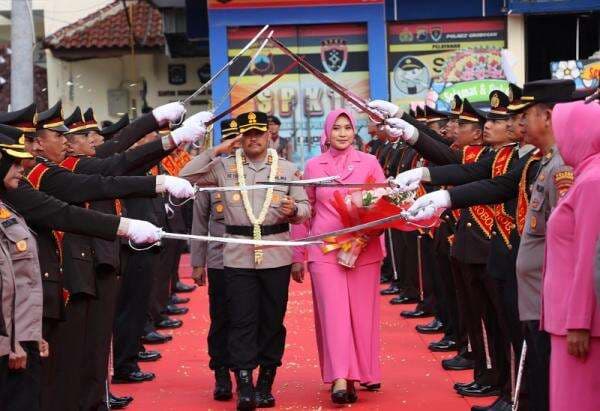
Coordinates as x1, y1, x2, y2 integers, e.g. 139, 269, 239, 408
543, 99, 600, 411
292, 109, 385, 404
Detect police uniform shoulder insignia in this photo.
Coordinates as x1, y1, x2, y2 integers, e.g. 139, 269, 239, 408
553, 166, 574, 198
0, 207, 11, 219
26, 163, 51, 190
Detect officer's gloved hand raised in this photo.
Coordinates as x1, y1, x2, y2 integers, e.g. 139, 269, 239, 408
122, 219, 162, 244
392, 167, 426, 192
384, 118, 418, 144
183, 111, 214, 128
158, 175, 195, 198
170, 111, 213, 145
152, 102, 186, 125
405, 190, 451, 221
368, 100, 401, 118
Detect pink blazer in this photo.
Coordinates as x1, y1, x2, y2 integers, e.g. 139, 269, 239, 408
542, 158, 600, 336
293, 148, 386, 266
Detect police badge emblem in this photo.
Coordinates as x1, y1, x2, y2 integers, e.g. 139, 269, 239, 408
320, 39, 348, 75
430, 26, 442, 42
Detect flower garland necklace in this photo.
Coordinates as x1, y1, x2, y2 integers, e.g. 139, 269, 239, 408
235, 147, 279, 264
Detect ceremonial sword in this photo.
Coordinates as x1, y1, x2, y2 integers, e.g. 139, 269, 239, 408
212, 30, 274, 113
268, 37, 385, 123
181, 25, 270, 107
155, 209, 429, 248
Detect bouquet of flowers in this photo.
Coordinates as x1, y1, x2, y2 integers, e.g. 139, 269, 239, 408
323, 180, 440, 268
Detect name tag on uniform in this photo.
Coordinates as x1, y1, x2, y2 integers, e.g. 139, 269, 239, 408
2, 218, 18, 228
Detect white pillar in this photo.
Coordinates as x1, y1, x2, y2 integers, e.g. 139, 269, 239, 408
507, 14, 526, 85
10, 0, 35, 110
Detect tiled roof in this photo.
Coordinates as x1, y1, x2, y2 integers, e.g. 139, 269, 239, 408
44, 1, 165, 50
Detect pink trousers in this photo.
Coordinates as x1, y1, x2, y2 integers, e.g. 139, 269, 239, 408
308, 262, 381, 384
550, 334, 600, 411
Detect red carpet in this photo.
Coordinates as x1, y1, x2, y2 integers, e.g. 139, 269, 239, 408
114, 255, 495, 410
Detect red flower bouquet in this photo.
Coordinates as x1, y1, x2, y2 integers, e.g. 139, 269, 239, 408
324, 182, 440, 268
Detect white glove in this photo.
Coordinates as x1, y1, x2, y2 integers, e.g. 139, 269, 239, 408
406, 190, 451, 219
125, 219, 161, 244
405, 205, 438, 222
162, 176, 195, 198
183, 111, 214, 128
152, 102, 186, 124
393, 167, 425, 192
384, 118, 419, 144
368, 100, 400, 117
171, 124, 206, 145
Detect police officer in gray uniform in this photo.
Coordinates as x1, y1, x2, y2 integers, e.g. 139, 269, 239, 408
190, 119, 239, 402
181, 111, 310, 411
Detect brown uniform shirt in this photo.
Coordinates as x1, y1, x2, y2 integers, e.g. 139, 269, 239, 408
0, 239, 15, 357
191, 190, 226, 270
0, 205, 42, 343
516, 145, 573, 321
180, 148, 310, 269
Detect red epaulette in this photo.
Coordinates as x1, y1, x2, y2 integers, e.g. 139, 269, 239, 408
461, 145, 487, 164
59, 156, 80, 172
26, 163, 50, 190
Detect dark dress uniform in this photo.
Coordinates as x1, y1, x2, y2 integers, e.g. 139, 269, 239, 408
448, 79, 583, 408
403, 100, 504, 390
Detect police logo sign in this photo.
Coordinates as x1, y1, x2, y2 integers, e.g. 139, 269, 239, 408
320, 39, 348, 75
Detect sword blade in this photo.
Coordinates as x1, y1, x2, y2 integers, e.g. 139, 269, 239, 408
299, 212, 410, 242
254, 181, 392, 189
182, 24, 270, 105
213, 31, 274, 112
269, 37, 384, 122
160, 231, 321, 247
207, 59, 299, 126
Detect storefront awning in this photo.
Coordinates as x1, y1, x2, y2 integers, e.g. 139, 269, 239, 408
508, 0, 600, 14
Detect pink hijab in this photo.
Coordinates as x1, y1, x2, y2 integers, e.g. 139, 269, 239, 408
320, 108, 357, 153
553, 100, 600, 175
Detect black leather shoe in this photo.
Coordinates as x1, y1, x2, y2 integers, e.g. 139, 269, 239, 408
112, 370, 155, 384
390, 295, 419, 305
170, 294, 190, 305
110, 392, 133, 404
214, 367, 233, 401
141, 331, 172, 345
441, 354, 475, 371
174, 281, 196, 293
380, 284, 401, 295
234, 370, 256, 410
401, 309, 434, 319
155, 318, 183, 329
415, 319, 444, 333
331, 388, 347, 404
255, 367, 276, 408
453, 380, 476, 391
471, 396, 513, 411
345, 383, 358, 404
138, 350, 161, 362
457, 383, 501, 397
161, 304, 189, 316
108, 392, 133, 409
428, 339, 458, 352
359, 382, 381, 391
